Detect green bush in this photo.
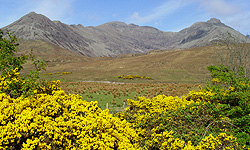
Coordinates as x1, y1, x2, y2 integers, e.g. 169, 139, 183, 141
116, 92, 246, 149
0, 29, 46, 98
0, 30, 27, 74
115, 65, 250, 149
205, 65, 250, 145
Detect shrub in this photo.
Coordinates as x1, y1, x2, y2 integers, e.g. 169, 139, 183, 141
118, 75, 153, 80
213, 32, 250, 78
116, 89, 246, 149
205, 65, 250, 145
1, 67, 249, 149
0, 70, 140, 149
0, 29, 46, 98
0, 30, 27, 74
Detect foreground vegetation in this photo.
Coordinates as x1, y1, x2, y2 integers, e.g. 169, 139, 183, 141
1, 66, 250, 149
1, 29, 250, 149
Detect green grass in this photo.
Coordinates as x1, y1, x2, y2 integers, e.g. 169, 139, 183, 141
80, 91, 138, 111
60, 81, 198, 112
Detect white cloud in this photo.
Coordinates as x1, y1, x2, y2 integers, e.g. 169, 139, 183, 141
195, 0, 250, 34
223, 12, 250, 35
199, 0, 239, 16
27, 0, 75, 21
128, 0, 188, 25
129, 12, 144, 24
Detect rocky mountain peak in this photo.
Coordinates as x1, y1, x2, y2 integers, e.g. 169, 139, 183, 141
25, 11, 42, 17
2, 12, 58, 40
207, 18, 222, 24
206, 18, 227, 27
12, 12, 51, 26
1, 12, 249, 57
98, 21, 127, 29
77, 24, 84, 28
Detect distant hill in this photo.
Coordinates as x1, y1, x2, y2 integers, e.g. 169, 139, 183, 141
33, 45, 221, 83
2, 12, 250, 57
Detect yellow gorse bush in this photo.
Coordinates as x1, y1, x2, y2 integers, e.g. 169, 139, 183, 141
0, 68, 24, 92
0, 90, 140, 149
43, 72, 72, 76
0, 70, 140, 149
185, 87, 215, 102
126, 95, 194, 114
118, 75, 152, 80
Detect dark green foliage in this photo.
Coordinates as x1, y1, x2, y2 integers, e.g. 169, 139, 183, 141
0, 30, 27, 74
116, 65, 250, 148
0, 29, 46, 98
206, 65, 250, 145
117, 101, 239, 148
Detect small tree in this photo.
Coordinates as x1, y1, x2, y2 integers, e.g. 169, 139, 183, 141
205, 65, 250, 145
0, 30, 27, 74
0, 29, 46, 75
213, 32, 250, 78
0, 29, 46, 98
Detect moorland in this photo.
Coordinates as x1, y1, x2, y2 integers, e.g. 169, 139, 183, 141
19, 38, 217, 83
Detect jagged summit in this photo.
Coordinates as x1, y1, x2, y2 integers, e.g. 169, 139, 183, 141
97, 21, 128, 30
27, 11, 38, 15
1, 12, 249, 57
18, 11, 40, 19
207, 18, 227, 27
101, 21, 127, 26
207, 18, 221, 23
10, 12, 49, 26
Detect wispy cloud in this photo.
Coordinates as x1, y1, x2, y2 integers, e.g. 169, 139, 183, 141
127, 0, 250, 34
0, 0, 75, 27
29, 0, 75, 21
196, 0, 250, 34
198, 0, 239, 16
128, 0, 188, 25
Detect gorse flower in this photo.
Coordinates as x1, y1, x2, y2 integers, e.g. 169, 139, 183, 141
0, 68, 249, 149
0, 70, 140, 149
118, 74, 153, 80
0, 90, 140, 149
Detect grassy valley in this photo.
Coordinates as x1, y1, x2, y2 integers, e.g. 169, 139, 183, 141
18, 39, 215, 112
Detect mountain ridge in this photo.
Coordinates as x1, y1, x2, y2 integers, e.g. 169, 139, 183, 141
2, 12, 250, 57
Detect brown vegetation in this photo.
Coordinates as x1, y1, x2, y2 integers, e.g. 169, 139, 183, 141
30, 44, 217, 83
18, 38, 249, 83
60, 81, 199, 99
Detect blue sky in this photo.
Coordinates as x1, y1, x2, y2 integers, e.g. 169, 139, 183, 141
0, 0, 249, 35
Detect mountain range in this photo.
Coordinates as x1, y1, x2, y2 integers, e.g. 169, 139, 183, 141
2, 12, 250, 57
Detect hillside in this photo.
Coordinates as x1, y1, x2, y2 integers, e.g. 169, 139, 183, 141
17, 39, 219, 83
41, 45, 217, 83
17, 39, 90, 63
2, 12, 250, 57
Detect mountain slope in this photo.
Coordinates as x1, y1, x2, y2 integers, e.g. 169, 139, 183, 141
38, 45, 219, 83
2, 12, 250, 57
2, 12, 95, 56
